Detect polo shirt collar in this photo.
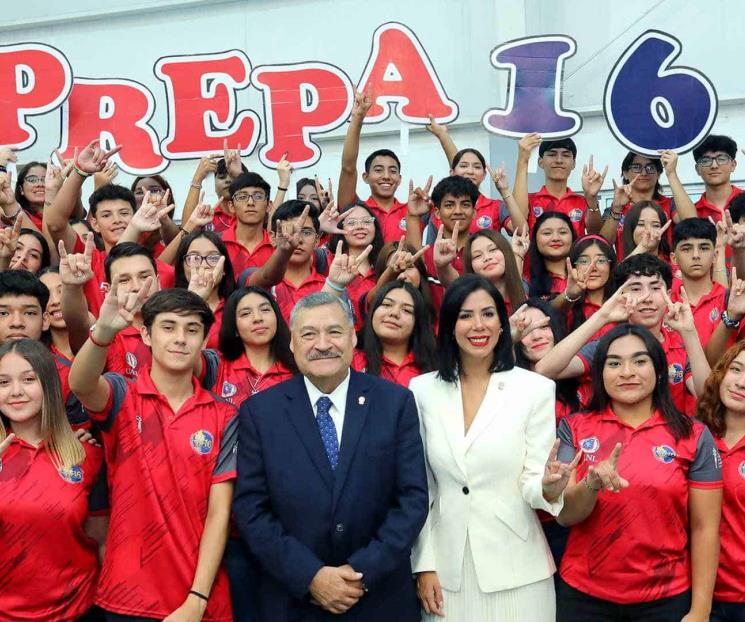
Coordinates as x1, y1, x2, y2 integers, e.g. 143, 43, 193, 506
534, 185, 579, 200
599, 406, 666, 430
136, 370, 213, 407
697, 185, 743, 210
230, 351, 291, 376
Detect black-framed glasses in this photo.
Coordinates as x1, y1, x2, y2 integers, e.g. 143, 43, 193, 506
183, 253, 222, 267
233, 191, 267, 203
697, 154, 733, 168
627, 163, 658, 175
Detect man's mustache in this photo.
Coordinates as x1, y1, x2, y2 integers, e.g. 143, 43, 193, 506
307, 351, 342, 361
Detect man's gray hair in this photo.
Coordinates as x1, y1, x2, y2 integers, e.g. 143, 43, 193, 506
289, 292, 354, 328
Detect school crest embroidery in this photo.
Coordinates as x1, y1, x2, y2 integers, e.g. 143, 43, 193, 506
59, 464, 84, 483
652, 445, 676, 464
190, 430, 214, 455
580, 436, 600, 454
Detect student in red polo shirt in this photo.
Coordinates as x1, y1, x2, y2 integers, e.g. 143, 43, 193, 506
670, 218, 727, 349
0, 338, 106, 621
210, 286, 296, 405
407, 175, 478, 289
329, 202, 384, 328
337, 89, 409, 242
555, 324, 721, 621
218, 173, 275, 274
600, 150, 697, 259
69, 287, 237, 622
527, 211, 576, 299
174, 230, 237, 349
534, 255, 712, 416
514, 134, 604, 237
356, 281, 436, 388
60, 240, 159, 379
697, 341, 745, 621
693, 135, 743, 221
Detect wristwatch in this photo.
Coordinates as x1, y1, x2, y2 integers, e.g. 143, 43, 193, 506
721, 310, 742, 329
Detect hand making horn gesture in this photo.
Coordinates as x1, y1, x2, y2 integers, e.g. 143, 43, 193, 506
542, 438, 583, 502
586, 442, 629, 493
433, 222, 459, 269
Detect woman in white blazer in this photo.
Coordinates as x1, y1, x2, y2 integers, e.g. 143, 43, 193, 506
410, 274, 579, 621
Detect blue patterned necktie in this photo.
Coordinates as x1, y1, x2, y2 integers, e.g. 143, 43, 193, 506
316, 396, 339, 471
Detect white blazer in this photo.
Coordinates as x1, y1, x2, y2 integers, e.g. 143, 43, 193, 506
410, 367, 562, 592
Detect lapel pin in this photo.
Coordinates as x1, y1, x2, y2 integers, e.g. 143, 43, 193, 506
358, 396, 366, 405
497, 382, 504, 390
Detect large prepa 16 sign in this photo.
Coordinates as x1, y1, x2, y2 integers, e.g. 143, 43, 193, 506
0, 24, 717, 175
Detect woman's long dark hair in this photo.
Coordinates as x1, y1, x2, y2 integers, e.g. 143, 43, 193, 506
621, 200, 671, 260
586, 323, 692, 440
174, 230, 236, 301
218, 286, 297, 372
464, 230, 526, 311
437, 274, 514, 383
14, 161, 46, 212
330, 201, 384, 267
514, 298, 581, 412
568, 236, 616, 332
363, 281, 437, 376
18, 228, 51, 272
621, 152, 664, 200
528, 211, 576, 298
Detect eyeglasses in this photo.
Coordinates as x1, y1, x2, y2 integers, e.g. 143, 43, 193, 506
183, 253, 223, 267
135, 187, 165, 196
24, 175, 44, 185
627, 163, 658, 175
233, 191, 267, 203
697, 154, 733, 168
298, 228, 317, 238
575, 257, 611, 267
343, 217, 376, 228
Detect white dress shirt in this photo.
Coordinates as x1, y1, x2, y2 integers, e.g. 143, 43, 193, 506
304, 371, 350, 445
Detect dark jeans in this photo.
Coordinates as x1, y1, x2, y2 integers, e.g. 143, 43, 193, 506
541, 519, 569, 588
223, 536, 260, 622
76, 607, 105, 622
556, 577, 692, 622
104, 613, 159, 622
712, 600, 745, 622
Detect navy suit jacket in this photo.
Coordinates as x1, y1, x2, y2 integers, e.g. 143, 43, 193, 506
233, 370, 428, 621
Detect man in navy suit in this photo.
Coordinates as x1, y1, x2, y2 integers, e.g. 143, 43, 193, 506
233, 292, 428, 621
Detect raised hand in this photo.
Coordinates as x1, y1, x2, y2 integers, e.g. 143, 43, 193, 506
192, 154, 220, 184
58, 235, 95, 286
510, 223, 530, 259
388, 235, 427, 274
74, 139, 122, 175
598, 283, 639, 324
0, 146, 18, 167
0, 172, 16, 207
433, 223, 458, 269
0, 215, 22, 260
542, 438, 583, 502
486, 163, 510, 193
277, 151, 293, 189
663, 287, 696, 334
96, 275, 153, 339
727, 267, 745, 321
223, 139, 243, 179
328, 240, 373, 287
93, 160, 119, 189
581, 155, 608, 197
45, 157, 75, 201
658, 149, 679, 176
633, 220, 671, 255
564, 256, 592, 302
315, 176, 334, 209
416, 571, 445, 617
319, 201, 345, 235
425, 114, 447, 140
188, 256, 225, 299
586, 442, 629, 493
720, 209, 745, 249
275, 205, 311, 253
509, 303, 551, 343
185, 193, 217, 230
130, 191, 175, 233
351, 85, 374, 119
407, 176, 433, 217
518, 132, 541, 161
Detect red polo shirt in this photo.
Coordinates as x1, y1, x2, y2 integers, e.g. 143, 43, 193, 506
25, 208, 43, 231
714, 434, 745, 602
430, 194, 512, 234
352, 350, 423, 388
612, 195, 674, 260
346, 269, 377, 330
212, 351, 293, 406
364, 195, 410, 242
558, 408, 722, 604
0, 439, 104, 620
671, 279, 725, 349
72, 236, 175, 318
528, 185, 587, 236
105, 325, 152, 379
220, 226, 274, 275
50, 345, 88, 428
271, 263, 327, 323
89, 371, 237, 621
695, 185, 744, 222
205, 299, 225, 350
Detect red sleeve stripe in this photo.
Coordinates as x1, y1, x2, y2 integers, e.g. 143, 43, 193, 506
688, 480, 723, 490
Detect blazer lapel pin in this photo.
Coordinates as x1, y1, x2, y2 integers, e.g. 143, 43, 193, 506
358, 396, 366, 405
497, 382, 504, 390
